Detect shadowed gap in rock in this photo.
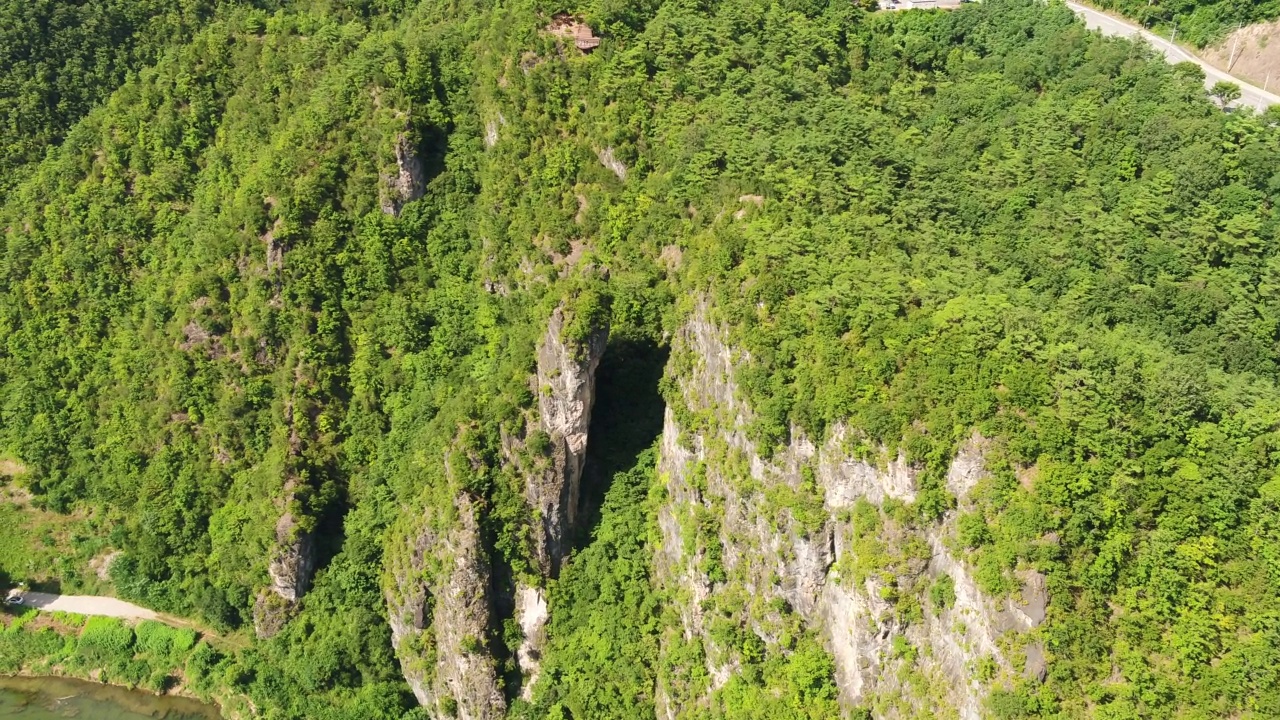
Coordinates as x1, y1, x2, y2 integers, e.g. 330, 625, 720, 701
573, 337, 669, 550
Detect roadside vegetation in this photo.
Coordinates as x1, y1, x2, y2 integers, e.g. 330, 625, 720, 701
0, 502, 116, 595
1094, 0, 1280, 46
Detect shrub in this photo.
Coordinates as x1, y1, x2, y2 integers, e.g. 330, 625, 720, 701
146, 669, 174, 694
185, 641, 222, 689
77, 616, 134, 662
0, 627, 66, 672
988, 688, 1035, 719
111, 656, 152, 688
930, 574, 956, 610
135, 620, 196, 660
51, 611, 86, 627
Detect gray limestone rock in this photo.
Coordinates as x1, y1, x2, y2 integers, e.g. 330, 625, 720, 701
253, 512, 315, 639
654, 300, 1051, 719
385, 494, 505, 719
380, 133, 425, 217
527, 305, 608, 578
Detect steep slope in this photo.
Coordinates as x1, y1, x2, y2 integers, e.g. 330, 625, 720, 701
1201, 18, 1280, 88
383, 299, 610, 714
3, 1, 1280, 719
0, 0, 231, 188
1, 2, 484, 716
655, 304, 1048, 718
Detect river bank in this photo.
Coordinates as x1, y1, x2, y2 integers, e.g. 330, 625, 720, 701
1, 607, 250, 718
0, 674, 220, 719
5, 665, 225, 715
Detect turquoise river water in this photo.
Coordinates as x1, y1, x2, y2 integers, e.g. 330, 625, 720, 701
0, 676, 219, 719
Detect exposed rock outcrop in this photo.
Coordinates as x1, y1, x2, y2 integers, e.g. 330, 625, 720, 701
483, 112, 508, 149
254, 511, 318, 636
254, 395, 320, 639
655, 301, 1048, 718
513, 584, 549, 699
596, 146, 627, 181
546, 14, 601, 52
381, 133, 425, 217
385, 305, 609, 710
267, 513, 315, 602
507, 305, 608, 691
386, 493, 506, 719
253, 514, 315, 638
527, 305, 608, 577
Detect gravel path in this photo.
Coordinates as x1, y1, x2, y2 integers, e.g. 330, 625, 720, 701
19, 592, 159, 620
1065, 1, 1280, 110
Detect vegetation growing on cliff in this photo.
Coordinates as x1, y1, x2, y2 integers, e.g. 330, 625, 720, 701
2, 0, 1280, 717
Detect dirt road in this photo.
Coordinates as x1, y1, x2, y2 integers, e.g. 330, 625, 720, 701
19, 592, 159, 620
1065, 1, 1280, 110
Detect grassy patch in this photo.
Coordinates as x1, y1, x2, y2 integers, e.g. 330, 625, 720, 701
0, 503, 113, 594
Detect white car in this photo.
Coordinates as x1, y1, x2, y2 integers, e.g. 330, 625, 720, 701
4, 592, 23, 606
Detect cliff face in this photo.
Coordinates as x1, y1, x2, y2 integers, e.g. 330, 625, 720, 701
252, 512, 315, 638
380, 133, 425, 217
528, 306, 609, 577
386, 492, 506, 719
382, 299, 1050, 715
655, 303, 1047, 718
512, 305, 608, 693
253, 395, 320, 639
265, 516, 314, 602
386, 305, 608, 709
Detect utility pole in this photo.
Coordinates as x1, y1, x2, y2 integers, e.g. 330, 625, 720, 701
1228, 21, 1243, 71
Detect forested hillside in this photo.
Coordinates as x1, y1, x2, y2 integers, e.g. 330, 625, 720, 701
1, 0, 244, 188
2, 0, 1280, 718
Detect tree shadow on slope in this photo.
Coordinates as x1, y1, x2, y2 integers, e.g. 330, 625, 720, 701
509, 336, 669, 716
574, 337, 669, 550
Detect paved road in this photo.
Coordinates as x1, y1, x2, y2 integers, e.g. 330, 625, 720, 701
18, 592, 159, 620
1065, 1, 1280, 111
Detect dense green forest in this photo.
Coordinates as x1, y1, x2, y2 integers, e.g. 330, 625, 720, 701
3, 0, 1280, 718
1096, 0, 1280, 46
1, 0, 238, 189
